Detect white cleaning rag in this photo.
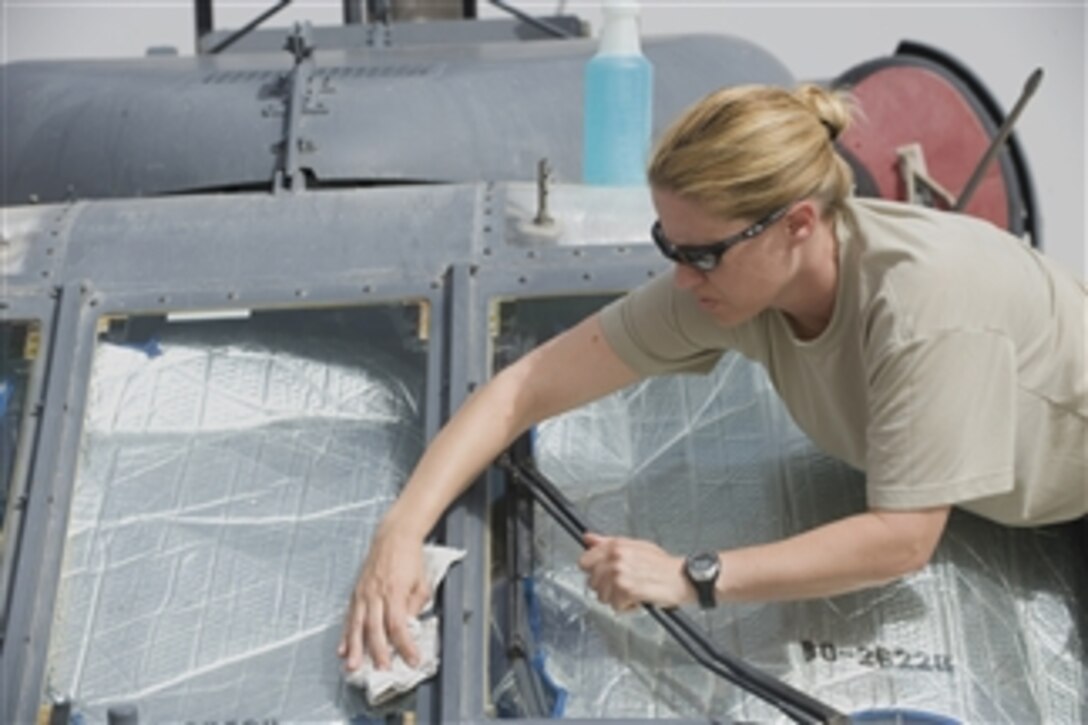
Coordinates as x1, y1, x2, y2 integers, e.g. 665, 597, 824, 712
344, 544, 466, 706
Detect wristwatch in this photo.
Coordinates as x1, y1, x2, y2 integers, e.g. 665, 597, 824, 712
683, 552, 721, 609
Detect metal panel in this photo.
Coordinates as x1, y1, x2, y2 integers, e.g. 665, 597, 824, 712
2, 36, 792, 205
437, 261, 491, 722
0, 295, 58, 646
0, 183, 484, 723
1, 283, 93, 725
4, 283, 448, 724
57, 185, 477, 289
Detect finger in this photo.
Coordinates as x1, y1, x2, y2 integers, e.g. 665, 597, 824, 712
346, 600, 366, 672
386, 606, 420, 668
406, 581, 433, 617
337, 604, 352, 658
578, 538, 611, 572
586, 562, 606, 595
583, 531, 606, 548
591, 570, 613, 607
364, 599, 391, 670
599, 580, 615, 608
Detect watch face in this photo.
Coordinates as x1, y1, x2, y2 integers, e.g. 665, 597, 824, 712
687, 552, 719, 582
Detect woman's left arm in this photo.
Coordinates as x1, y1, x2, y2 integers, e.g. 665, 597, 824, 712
579, 506, 950, 611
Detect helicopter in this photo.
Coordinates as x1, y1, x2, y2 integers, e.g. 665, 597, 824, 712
1, 2, 1082, 723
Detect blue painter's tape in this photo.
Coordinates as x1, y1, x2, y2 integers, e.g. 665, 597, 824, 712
117, 336, 163, 359
0, 378, 12, 418
852, 708, 960, 724
523, 576, 569, 718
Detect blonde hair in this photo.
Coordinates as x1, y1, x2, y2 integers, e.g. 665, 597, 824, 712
648, 83, 856, 221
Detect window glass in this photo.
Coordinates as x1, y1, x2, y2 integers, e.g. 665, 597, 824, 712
1, 322, 36, 538
45, 305, 429, 722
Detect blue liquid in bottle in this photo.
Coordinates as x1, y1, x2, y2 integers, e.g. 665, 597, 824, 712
582, 3, 653, 186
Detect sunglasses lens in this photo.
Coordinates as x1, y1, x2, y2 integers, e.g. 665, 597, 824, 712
685, 251, 718, 272
651, 222, 721, 271
694, 256, 718, 272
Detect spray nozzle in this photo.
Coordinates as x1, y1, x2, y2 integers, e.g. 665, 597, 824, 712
603, 0, 640, 15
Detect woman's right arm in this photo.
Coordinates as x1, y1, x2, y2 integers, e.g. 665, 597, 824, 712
338, 312, 641, 671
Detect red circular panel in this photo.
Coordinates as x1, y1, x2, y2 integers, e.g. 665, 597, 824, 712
839, 65, 1010, 230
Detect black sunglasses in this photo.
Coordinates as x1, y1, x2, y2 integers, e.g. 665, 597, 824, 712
651, 206, 790, 272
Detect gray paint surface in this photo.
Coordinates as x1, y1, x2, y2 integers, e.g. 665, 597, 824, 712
1, 35, 791, 205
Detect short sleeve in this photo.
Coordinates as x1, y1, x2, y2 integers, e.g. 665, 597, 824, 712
865, 330, 1017, 510
598, 273, 725, 376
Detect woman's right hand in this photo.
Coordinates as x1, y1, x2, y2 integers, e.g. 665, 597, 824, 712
338, 526, 432, 672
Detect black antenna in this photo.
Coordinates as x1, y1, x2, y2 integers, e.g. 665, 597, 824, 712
953, 68, 1043, 212
498, 440, 849, 724
343, 0, 364, 24
489, 0, 573, 38
194, 0, 214, 48
367, 0, 391, 25
205, 0, 294, 55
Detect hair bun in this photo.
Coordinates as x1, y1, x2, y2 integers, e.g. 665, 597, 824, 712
794, 84, 853, 141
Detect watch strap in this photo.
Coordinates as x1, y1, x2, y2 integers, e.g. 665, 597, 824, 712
693, 578, 716, 609
684, 553, 720, 610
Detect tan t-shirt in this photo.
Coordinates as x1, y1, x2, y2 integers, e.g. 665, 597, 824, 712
599, 197, 1087, 526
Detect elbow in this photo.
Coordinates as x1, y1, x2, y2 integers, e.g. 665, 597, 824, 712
870, 507, 950, 581
871, 540, 932, 588
894, 539, 935, 577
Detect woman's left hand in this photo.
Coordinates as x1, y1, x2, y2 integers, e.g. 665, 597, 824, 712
577, 532, 693, 612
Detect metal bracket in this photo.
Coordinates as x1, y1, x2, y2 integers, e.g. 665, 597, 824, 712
418, 299, 431, 342
275, 22, 318, 194
897, 143, 957, 209
22, 329, 41, 361
487, 298, 502, 340
365, 22, 393, 48
532, 158, 555, 228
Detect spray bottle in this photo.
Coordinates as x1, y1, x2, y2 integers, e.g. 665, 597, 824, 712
582, 0, 654, 186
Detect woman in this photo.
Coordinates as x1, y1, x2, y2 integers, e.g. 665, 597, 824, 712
339, 84, 1087, 673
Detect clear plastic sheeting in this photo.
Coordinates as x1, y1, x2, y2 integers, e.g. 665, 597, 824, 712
531, 353, 1087, 723
45, 314, 426, 723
